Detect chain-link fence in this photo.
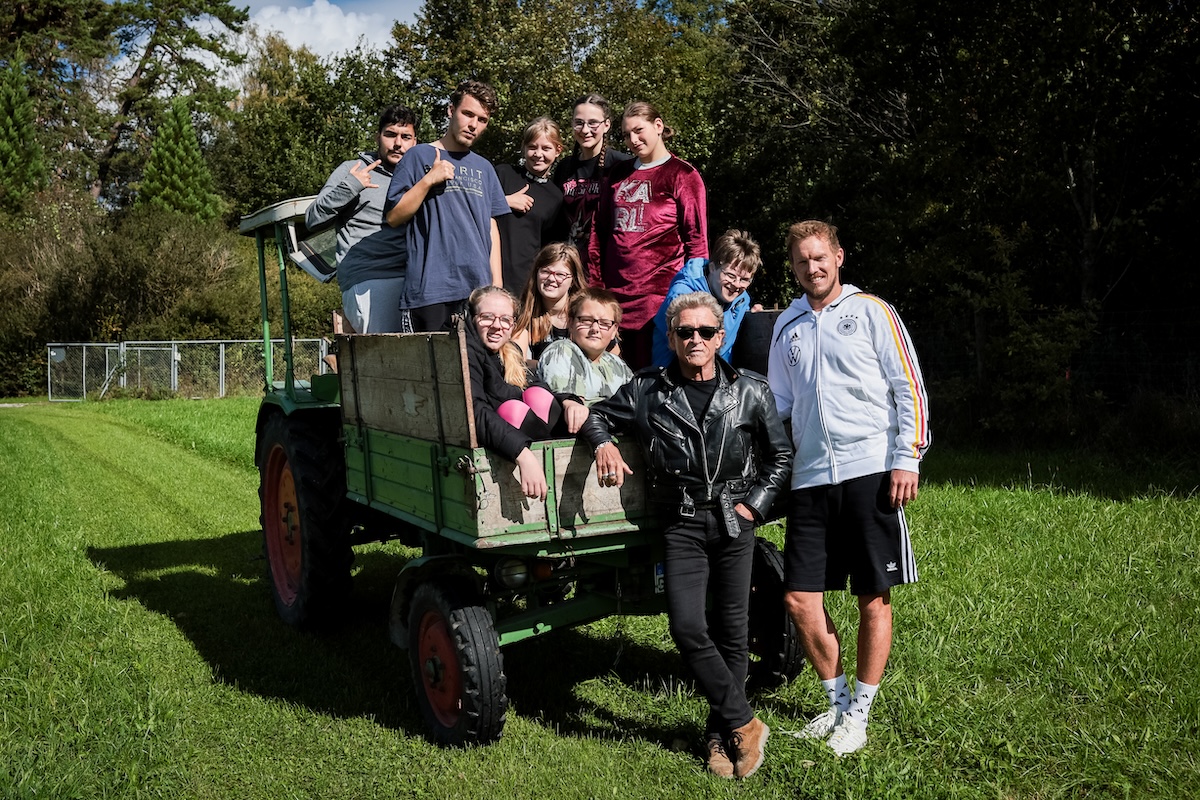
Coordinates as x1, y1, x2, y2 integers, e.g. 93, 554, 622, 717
46, 339, 329, 401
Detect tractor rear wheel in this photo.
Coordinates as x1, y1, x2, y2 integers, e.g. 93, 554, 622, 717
258, 410, 353, 628
408, 578, 507, 745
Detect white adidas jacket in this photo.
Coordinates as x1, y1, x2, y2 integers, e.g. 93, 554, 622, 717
768, 285, 931, 490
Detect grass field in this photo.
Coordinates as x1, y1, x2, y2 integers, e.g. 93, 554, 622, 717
1, 398, 1197, 799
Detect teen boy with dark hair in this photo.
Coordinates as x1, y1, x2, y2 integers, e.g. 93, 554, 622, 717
385, 80, 510, 332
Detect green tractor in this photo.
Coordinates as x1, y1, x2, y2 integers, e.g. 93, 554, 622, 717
239, 197, 802, 745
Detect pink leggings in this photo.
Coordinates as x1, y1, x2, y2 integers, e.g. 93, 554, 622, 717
497, 386, 556, 429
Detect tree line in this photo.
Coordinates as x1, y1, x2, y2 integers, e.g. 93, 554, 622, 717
1, 0, 1197, 447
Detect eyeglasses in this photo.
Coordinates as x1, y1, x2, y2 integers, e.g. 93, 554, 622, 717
572, 119, 606, 130
673, 325, 721, 341
574, 315, 616, 331
477, 312, 515, 329
718, 268, 752, 289
538, 269, 572, 284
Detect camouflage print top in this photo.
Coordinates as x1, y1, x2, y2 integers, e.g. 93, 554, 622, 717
536, 339, 634, 407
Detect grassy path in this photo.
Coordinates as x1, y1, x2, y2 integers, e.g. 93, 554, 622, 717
1, 399, 1198, 799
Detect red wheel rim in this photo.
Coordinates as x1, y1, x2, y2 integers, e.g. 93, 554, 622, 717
416, 610, 463, 727
263, 444, 302, 605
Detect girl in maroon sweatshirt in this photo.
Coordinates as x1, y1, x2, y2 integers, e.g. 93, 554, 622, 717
588, 101, 708, 369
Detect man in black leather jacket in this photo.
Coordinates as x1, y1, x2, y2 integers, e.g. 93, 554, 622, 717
578, 292, 792, 779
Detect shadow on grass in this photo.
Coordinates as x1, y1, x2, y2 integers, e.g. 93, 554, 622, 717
921, 445, 1200, 500
504, 626, 692, 744
86, 531, 710, 748
88, 531, 423, 733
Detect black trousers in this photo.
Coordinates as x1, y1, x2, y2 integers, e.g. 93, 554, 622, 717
664, 508, 756, 737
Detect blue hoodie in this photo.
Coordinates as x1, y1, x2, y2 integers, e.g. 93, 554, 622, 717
650, 258, 752, 367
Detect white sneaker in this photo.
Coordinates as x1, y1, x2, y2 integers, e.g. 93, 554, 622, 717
791, 707, 842, 740
827, 715, 868, 756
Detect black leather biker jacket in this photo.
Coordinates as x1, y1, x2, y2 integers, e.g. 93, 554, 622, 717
578, 359, 793, 523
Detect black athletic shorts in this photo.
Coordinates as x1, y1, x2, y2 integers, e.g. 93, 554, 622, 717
401, 300, 469, 333
783, 471, 917, 595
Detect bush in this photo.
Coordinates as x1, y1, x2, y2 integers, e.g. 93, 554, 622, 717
0, 187, 338, 396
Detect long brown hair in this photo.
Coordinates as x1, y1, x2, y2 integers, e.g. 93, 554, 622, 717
468, 285, 527, 388
569, 92, 615, 158
514, 243, 588, 345
622, 100, 674, 144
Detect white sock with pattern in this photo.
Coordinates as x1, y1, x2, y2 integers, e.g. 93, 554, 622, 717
822, 674, 851, 712
844, 680, 878, 725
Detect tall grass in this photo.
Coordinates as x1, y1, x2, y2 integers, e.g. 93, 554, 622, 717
0, 399, 1197, 798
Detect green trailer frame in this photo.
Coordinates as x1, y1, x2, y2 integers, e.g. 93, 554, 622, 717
239, 197, 800, 746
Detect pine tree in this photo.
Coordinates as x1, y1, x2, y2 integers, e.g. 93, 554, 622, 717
137, 98, 222, 221
0, 55, 48, 215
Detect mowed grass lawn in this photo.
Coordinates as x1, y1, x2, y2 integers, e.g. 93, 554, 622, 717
1, 398, 1197, 799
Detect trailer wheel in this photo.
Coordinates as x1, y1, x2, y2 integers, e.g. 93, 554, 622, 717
258, 411, 352, 628
408, 579, 507, 745
747, 536, 805, 690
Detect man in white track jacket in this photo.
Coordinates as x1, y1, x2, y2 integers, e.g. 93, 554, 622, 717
767, 220, 930, 757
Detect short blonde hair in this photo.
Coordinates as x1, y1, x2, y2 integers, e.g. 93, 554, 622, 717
786, 220, 840, 253
569, 286, 622, 327
521, 116, 565, 152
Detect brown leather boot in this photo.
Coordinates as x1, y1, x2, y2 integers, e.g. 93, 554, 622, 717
730, 717, 770, 778
705, 737, 735, 778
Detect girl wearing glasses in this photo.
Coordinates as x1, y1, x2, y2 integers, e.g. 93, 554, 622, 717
536, 287, 634, 432
466, 286, 582, 501
554, 94, 633, 269
496, 117, 567, 295
513, 243, 589, 362
650, 229, 762, 367
588, 100, 709, 370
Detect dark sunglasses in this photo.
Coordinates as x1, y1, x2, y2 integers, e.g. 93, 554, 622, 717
673, 325, 721, 341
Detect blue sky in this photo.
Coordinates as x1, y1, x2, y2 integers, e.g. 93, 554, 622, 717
241, 0, 422, 58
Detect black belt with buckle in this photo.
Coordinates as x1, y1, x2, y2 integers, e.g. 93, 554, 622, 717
670, 486, 730, 518
656, 480, 751, 508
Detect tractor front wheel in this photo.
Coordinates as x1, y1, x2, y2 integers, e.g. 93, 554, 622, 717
408, 578, 507, 745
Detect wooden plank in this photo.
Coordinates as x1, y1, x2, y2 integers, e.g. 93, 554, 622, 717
339, 333, 472, 448
369, 450, 436, 496
369, 480, 441, 521
551, 440, 648, 528
469, 440, 649, 539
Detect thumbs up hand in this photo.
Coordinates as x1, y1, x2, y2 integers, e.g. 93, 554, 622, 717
507, 184, 534, 213
424, 147, 456, 186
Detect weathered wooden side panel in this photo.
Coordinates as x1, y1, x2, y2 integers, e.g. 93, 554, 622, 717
344, 425, 442, 532
339, 330, 653, 543
347, 428, 651, 540
339, 333, 473, 449
466, 440, 650, 539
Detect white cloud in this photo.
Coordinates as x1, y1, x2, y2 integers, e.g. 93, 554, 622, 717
249, 0, 420, 59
